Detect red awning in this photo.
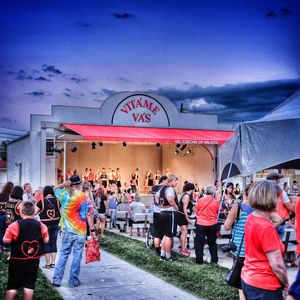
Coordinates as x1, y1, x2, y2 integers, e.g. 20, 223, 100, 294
63, 124, 233, 145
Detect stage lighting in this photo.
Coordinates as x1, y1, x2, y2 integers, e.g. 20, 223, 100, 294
51, 147, 63, 153
187, 149, 191, 155
175, 149, 179, 154
70, 144, 77, 153
180, 144, 187, 151
156, 143, 160, 147
92, 142, 96, 149
123, 142, 127, 147
99, 142, 103, 147
176, 143, 180, 148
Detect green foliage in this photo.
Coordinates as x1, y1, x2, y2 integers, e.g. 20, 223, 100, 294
0, 141, 7, 161
100, 232, 239, 300
0, 254, 62, 300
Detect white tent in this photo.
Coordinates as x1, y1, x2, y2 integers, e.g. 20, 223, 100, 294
218, 90, 300, 180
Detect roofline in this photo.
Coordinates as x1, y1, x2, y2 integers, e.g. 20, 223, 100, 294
7, 133, 30, 145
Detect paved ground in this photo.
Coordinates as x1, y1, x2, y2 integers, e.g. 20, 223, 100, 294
41, 236, 201, 300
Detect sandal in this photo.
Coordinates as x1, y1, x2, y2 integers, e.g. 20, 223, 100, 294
43, 265, 51, 269
50, 264, 56, 268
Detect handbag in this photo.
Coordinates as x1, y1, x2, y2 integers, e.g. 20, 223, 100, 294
85, 235, 100, 264
225, 230, 245, 289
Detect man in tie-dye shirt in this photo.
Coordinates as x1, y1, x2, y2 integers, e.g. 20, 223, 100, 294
52, 175, 95, 288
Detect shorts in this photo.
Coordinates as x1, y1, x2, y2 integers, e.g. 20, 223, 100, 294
177, 213, 188, 226
128, 218, 144, 227
98, 213, 106, 219
241, 279, 283, 300
7, 259, 40, 290
116, 181, 121, 188
153, 211, 177, 239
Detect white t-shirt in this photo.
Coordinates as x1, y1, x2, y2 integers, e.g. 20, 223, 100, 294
282, 190, 290, 203
129, 201, 145, 214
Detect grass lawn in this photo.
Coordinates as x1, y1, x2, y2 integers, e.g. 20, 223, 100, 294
100, 231, 239, 300
0, 253, 63, 300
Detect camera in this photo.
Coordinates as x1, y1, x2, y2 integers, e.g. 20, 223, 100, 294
221, 241, 236, 253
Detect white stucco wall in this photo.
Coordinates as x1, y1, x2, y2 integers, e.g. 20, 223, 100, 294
0, 169, 7, 186
7, 135, 31, 186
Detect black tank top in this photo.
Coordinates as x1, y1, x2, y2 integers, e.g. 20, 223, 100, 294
10, 219, 44, 260
179, 192, 188, 213
97, 195, 107, 213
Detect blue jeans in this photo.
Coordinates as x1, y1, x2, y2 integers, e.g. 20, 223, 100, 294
0, 214, 8, 250
53, 231, 86, 287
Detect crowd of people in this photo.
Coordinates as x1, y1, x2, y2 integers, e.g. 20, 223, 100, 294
0, 171, 300, 299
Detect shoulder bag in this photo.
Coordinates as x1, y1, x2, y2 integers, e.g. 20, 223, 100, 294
225, 229, 245, 289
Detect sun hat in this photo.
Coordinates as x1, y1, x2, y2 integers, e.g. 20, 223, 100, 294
70, 175, 82, 186
266, 172, 284, 180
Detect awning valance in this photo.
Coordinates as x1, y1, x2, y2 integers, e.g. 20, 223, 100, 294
63, 124, 233, 145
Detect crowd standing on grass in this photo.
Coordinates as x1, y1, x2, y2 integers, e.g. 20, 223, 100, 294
1, 169, 300, 299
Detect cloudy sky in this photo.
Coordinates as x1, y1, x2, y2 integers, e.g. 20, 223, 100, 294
1, 0, 300, 137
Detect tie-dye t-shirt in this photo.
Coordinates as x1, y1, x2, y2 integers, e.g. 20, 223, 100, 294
55, 188, 93, 236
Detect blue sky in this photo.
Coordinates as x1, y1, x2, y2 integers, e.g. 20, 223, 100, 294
1, 0, 300, 134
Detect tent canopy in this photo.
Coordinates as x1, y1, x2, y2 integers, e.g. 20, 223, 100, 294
219, 90, 300, 180
63, 124, 233, 145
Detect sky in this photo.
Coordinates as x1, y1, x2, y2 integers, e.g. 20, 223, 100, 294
1, 0, 300, 138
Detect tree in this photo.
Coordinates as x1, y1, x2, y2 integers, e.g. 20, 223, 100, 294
0, 141, 7, 161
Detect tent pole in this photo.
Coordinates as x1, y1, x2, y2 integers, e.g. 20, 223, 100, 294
216, 130, 240, 223
63, 141, 66, 182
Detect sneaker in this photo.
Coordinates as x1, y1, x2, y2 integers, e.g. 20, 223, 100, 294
160, 256, 166, 261
184, 249, 191, 255
164, 257, 173, 262
52, 283, 61, 287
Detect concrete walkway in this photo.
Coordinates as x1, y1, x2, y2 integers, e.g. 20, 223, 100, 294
41, 241, 201, 300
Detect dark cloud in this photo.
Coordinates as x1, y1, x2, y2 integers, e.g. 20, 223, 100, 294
118, 77, 132, 83
62, 73, 86, 84
42, 65, 62, 74
74, 21, 91, 27
13, 69, 51, 81
280, 8, 291, 15
101, 89, 116, 96
35, 76, 50, 81
0, 117, 17, 124
62, 88, 84, 98
70, 76, 85, 84
265, 11, 277, 18
24, 90, 51, 97
112, 13, 135, 19
144, 79, 300, 123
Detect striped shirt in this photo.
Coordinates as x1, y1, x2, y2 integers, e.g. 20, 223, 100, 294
232, 203, 254, 257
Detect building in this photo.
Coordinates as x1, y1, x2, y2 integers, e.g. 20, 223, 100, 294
7, 92, 233, 191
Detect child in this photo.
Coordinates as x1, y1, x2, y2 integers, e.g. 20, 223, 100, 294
3, 200, 49, 300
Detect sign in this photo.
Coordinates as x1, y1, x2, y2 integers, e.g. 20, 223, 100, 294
112, 94, 170, 127
175, 139, 219, 145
